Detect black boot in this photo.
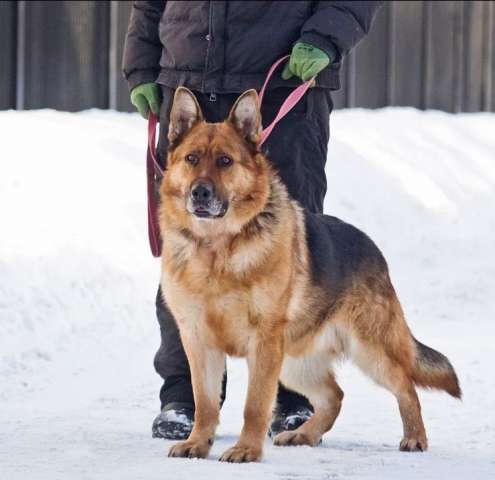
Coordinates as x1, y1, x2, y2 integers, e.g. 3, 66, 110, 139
269, 383, 314, 438
152, 401, 195, 440
152, 374, 195, 440
151, 374, 228, 440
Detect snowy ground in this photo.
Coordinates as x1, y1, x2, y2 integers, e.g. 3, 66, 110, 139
1, 108, 494, 479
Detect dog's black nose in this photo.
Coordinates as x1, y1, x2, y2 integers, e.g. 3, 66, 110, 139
191, 181, 214, 203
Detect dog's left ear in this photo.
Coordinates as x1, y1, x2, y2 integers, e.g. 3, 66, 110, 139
228, 90, 262, 145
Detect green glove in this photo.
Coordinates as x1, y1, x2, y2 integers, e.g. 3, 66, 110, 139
282, 42, 330, 82
130, 82, 162, 119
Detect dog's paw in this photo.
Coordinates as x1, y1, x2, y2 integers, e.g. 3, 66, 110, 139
168, 440, 210, 459
273, 430, 319, 447
219, 444, 262, 463
399, 436, 428, 452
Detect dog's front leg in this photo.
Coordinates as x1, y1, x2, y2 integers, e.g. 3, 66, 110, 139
168, 328, 225, 459
220, 334, 283, 463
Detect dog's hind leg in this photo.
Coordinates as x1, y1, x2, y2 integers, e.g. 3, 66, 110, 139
396, 382, 427, 452
274, 354, 343, 447
348, 293, 427, 451
352, 342, 428, 451
344, 277, 428, 451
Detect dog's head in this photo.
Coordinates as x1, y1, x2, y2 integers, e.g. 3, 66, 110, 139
160, 88, 271, 237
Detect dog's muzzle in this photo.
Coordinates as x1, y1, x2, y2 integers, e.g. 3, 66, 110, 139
187, 180, 228, 218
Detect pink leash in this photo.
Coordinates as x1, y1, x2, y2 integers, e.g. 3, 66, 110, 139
257, 54, 315, 146
146, 55, 314, 257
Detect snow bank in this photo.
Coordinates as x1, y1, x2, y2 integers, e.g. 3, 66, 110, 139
1, 108, 494, 479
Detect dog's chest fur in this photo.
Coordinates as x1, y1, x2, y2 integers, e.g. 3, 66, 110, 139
161, 231, 293, 357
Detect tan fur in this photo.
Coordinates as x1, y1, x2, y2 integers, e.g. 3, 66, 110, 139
159, 88, 459, 462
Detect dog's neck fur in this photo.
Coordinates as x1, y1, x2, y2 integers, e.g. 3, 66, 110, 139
239, 174, 288, 239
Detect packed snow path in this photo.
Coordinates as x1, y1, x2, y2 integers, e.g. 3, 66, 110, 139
1, 109, 494, 479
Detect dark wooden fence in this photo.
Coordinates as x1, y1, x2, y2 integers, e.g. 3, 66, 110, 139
1, 1, 494, 113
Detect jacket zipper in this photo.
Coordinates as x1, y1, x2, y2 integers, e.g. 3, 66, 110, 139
203, 2, 214, 96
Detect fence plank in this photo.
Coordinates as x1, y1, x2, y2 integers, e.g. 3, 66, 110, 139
488, 1, 495, 111
0, 1, 17, 110
424, 1, 460, 112
352, 2, 391, 109
20, 1, 110, 111
389, 1, 425, 108
462, 1, 485, 112
109, 0, 133, 112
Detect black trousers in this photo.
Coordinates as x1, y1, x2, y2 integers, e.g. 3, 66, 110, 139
154, 85, 333, 408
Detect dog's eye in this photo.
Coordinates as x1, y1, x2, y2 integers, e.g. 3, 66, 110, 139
217, 156, 233, 167
185, 154, 199, 166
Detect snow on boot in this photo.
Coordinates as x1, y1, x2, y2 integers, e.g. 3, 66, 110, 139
268, 405, 313, 438
152, 402, 194, 440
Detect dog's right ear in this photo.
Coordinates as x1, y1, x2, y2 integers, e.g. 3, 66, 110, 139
228, 89, 262, 145
168, 87, 204, 147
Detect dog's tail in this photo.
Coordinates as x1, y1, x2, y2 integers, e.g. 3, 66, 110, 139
411, 337, 461, 398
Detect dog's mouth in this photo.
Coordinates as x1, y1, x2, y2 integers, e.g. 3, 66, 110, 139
187, 199, 228, 219
193, 207, 214, 218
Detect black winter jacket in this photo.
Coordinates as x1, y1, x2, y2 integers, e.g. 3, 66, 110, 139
123, 1, 382, 93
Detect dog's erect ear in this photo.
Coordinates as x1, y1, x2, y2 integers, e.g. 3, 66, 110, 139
168, 87, 204, 146
228, 90, 262, 145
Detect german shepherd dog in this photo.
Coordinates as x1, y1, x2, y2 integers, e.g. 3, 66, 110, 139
159, 87, 461, 463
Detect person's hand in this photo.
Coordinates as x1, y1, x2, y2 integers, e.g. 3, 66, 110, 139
281, 42, 330, 82
130, 83, 162, 119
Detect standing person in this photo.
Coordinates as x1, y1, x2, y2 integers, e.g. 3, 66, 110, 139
123, 0, 382, 441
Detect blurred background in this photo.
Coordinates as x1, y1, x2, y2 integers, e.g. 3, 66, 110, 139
0, 0, 494, 114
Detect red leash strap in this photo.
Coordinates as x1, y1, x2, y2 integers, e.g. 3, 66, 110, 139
147, 113, 162, 258
145, 56, 313, 257
258, 55, 315, 146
